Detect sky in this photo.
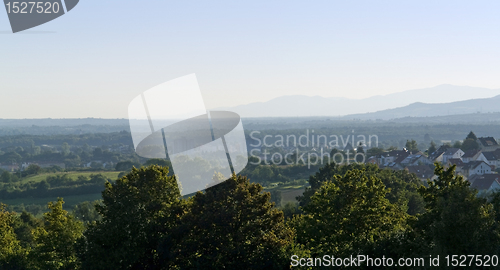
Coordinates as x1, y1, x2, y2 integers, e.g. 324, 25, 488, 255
2, 1, 500, 118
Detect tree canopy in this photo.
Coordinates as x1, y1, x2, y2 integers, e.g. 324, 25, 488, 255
166, 174, 295, 269
295, 168, 407, 257
79, 165, 184, 270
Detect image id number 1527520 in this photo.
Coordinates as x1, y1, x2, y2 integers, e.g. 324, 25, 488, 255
5, 2, 60, 14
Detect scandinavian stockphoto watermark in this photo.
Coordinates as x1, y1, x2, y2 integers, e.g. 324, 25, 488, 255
127, 74, 248, 196
3, 0, 79, 33
248, 130, 379, 168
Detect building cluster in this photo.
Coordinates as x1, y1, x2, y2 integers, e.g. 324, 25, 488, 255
0, 162, 66, 172
367, 136, 500, 193
0, 144, 133, 172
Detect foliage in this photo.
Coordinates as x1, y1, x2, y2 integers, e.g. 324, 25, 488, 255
240, 163, 322, 186
270, 190, 282, 207
461, 138, 479, 152
405, 139, 419, 152
29, 198, 84, 270
2, 139, 500, 268
294, 169, 407, 257
78, 165, 184, 270
205, 171, 227, 189
0, 173, 111, 201
428, 140, 437, 154
0, 204, 25, 269
166, 174, 295, 269
280, 202, 301, 221
114, 160, 141, 171
413, 163, 500, 258
143, 158, 172, 169
72, 201, 102, 224
25, 164, 42, 176
298, 162, 425, 215
12, 211, 42, 248
366, 147, 384, 157
466, 131, 478, 141
460, 130, 480, 152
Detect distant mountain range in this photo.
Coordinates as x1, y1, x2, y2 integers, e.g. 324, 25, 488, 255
0, 118, 129, 127
345, 95, 500, 120
2, 85, 500, 124
220, 85, 500, 118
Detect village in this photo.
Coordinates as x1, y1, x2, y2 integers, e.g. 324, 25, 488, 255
367, 135, 500, 194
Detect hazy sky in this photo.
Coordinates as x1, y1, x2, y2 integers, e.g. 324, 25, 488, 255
2, 1, 500, 118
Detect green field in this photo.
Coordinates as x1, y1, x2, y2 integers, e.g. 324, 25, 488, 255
17, 171, 122, 185
1, 193, 103, 211
2, 172, 306, 213
265, 184, 305, 191
279, 188, 304, 205
265, 183, 306, 205
1, 171, 122, 213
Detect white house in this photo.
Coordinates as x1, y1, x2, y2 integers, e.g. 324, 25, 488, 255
482, 151, 500, 169
371, 150, 410, 167
400, 153, 432, 166
461, 150, 484, 163
463, 161, 491, 177
442, 148, 464, 163
429, 145, 448, 162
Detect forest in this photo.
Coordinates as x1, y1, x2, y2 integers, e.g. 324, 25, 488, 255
1, 162, 499, 269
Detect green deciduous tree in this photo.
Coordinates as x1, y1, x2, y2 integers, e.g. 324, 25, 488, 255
167, 174, 295, 269
205, 171, 227, 189
1, 171, 12, 183
298, 163, 424, 215
12, 211, 43, 249
25, 164, 42, 176
270, 190, 282, 207
257, 166, 274, 181
0, 204, 25, 269
461, 131, 480, 152
405, 139, 418, 152
78, 165, 184, 270
366, 147, 384, 157
280, 202, 301, 221
461, 138, 479, 152
294, 169, 407, 257
414, 163, 500, 258
72, 201, 102, 224
144, 158, 172, 169
466, 131, 478, 141
61, 143, 70, 156
428, 140, 437, 154
355, 145, 365, 163
29, 198, 84, 270
114, 160, 141, 171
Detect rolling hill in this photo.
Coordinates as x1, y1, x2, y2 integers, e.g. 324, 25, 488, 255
221, 85, 500, 118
